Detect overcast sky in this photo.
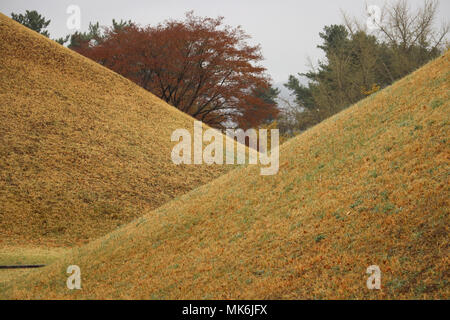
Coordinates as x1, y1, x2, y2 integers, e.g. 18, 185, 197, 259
1, 0, 448, 86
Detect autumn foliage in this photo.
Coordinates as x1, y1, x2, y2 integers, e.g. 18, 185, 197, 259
72, 13, 278, 129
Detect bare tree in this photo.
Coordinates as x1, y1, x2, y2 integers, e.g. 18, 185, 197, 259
342, 0, 448, 80
379, 0, 448, 51
343, 0, 448, 51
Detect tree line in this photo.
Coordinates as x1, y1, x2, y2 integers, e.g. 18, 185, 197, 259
11, 0, 448, 136
279, 0, 448, 135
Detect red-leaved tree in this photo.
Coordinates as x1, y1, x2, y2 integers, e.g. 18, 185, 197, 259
72, 12, 278, 129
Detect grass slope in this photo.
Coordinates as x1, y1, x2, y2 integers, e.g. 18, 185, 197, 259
0, 14, 236, 247
1, 25, 449, 299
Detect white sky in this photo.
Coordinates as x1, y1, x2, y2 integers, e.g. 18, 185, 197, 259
1, 0, 448, 86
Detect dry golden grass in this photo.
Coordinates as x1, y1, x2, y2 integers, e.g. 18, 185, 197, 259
2, 47, 448, 299
0, 14, 238, 247
1, 13, 449, 300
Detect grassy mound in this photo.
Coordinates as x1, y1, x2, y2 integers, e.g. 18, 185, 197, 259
0, 14, 235, 246
1, 15, 448, 299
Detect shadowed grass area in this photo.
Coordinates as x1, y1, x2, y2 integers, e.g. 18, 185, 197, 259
2, 49, 448, 299
0, 247, 66, 287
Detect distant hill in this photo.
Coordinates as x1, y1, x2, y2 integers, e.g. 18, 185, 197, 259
3, 42, 448, 299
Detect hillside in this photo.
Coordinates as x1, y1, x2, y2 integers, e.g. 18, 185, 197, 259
2, 48, 448, 299
0, 13, 235, 246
